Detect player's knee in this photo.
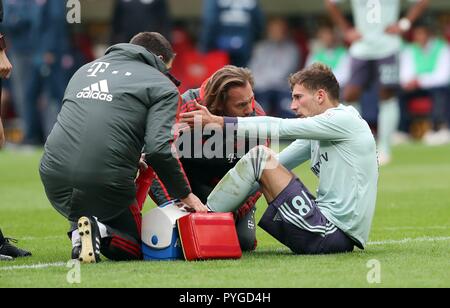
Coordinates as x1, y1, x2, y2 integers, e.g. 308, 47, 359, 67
248, 145, 272, 162
379, 88, 396, 101
344, 86, 361, 102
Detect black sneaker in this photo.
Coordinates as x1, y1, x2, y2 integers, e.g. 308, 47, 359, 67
69, 228, 82, 260
71, 244, 82, 260
77, 217, 101, 263
0, 229, 32, 258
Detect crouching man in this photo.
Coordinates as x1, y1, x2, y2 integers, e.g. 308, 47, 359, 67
40, 32, 207, 264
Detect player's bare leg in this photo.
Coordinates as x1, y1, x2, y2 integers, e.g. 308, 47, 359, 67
343, 84, 363, 113
343, 85, 362, 103
207, 145, 294, 213
378, 87, 399, 165
259, 155, 294, 203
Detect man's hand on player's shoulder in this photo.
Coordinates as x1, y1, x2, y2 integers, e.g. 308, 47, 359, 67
180, 100, 224, 128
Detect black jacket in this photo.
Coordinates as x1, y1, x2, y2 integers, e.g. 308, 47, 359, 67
40, 44, 191, 220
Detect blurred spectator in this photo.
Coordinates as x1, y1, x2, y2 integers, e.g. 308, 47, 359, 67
170, 27, 230, 93
1, 0, 35, 141
70, 30, 95, 75
111, 0, 172, 44
291, 21, 310, 69
249, 17, 299, 117
399, 22, 450, 145
200, 0, 264, 67
306, 22, 350, 91
0, 0, 13, 148
22, 0, 73, 146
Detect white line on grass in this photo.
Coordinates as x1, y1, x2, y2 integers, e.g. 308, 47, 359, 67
16, 227, 448, 242
0, 262, 66, 271
368, 236, 450, 246
377, 226, 449, 231
1, 237, 449, 271
21, 235, 65, 241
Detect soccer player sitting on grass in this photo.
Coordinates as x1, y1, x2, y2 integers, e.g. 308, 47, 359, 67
181, 63, 379, 254
148, 65, 267, 251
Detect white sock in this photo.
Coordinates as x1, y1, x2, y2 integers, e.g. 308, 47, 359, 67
95, 219, 109, 239
88, 216, 109, 239
207, 146, 271, 213
378, 98, 400, 156
71, 230, 81, 247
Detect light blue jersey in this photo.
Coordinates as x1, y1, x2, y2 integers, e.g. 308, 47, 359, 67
332, 0, 415, 59
237, 104, 379, 247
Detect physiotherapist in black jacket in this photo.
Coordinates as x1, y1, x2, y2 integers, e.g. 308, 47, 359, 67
40, 32, 207, 263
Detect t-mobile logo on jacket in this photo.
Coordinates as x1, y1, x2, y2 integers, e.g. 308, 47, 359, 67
87, 62, 110, 77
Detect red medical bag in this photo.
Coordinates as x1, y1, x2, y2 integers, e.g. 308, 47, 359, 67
177, 213, 242, 261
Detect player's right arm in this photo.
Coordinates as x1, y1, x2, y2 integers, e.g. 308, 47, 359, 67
276, 139, 311, 171
180, 101, 353, 142
324, 0, 361, 44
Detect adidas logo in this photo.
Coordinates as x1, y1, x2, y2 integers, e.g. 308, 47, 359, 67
77, 80, 113, 102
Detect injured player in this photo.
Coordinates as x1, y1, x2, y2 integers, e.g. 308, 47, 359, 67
180, 63, 379, 254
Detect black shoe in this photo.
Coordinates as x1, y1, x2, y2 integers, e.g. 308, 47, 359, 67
69, 227, 82, 260
77, 217, 101, 263
71, 245, 82, 260
0, 229, 32, 258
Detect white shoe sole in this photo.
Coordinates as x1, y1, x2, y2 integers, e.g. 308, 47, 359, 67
77, 217, 98, 264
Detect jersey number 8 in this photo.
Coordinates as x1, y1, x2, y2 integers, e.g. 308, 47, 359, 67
291, 194, 312, 217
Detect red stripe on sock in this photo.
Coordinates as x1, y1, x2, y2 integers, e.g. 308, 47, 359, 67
110, 240, 140, 257
129, 205, 142, 236
113, 237, 140, 254
112, 236, 141, 255
111, 238, 141, 257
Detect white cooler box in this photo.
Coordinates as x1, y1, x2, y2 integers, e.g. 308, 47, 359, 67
141, 201, 190, 261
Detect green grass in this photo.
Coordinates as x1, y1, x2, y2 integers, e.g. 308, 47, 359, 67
0, 144, 449, 288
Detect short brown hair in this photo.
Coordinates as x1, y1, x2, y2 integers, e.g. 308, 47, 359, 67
204, 65, 254, 115
289, 63, 340, 102
130, 32, 175, 65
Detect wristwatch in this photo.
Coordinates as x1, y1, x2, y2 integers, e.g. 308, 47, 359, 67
0, 34, 7, 51
398, 18, 411, 32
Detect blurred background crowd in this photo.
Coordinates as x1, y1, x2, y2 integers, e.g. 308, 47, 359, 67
1, 0, 450, 148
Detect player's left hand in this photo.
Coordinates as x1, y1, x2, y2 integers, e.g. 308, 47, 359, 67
179, 101, 224, 128
385, 23, 403, 35
403, 79, 420, 92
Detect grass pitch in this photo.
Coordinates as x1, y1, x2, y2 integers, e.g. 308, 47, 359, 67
0, 144, 449, 288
